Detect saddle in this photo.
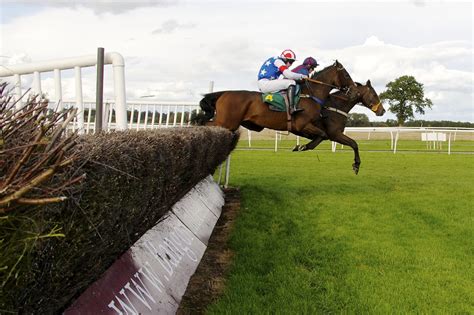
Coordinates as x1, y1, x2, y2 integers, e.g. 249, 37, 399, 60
261, 85, 301, 112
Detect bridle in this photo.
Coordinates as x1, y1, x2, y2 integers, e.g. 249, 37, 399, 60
370, 101, 382, 112
303, 64, 359, 104
360, 86, 382, 113
309, 85, 382, 118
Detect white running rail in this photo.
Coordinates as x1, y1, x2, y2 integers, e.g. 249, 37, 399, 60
60, 99, 201, 133
246, 127, 474, 155
0, 52, 128, 130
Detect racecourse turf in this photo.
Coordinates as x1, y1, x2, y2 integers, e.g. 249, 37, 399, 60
236, 139, 474, 153
208, 148, 473, 314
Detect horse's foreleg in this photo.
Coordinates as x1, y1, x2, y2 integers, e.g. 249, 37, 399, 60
292, 125, 327, 152
293, 136, 326, 151
303, 136, 326, 151
330, 132, 360, 174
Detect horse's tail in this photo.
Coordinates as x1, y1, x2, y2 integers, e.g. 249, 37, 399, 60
191, 91, 226, 125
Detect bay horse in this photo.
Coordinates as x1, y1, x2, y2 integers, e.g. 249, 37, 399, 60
192, 61, 358, 140
293, 80, 386, 174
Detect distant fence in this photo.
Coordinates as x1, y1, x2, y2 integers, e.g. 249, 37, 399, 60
243, 127, 474, 155
61, 99, 200, 133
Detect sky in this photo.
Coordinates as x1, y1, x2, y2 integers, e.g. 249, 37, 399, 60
0, 0, 473, 122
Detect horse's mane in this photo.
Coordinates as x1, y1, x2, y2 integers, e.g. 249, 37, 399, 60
311, 64, 334, 79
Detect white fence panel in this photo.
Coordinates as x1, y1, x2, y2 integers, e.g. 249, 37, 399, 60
0, 52, 127, 131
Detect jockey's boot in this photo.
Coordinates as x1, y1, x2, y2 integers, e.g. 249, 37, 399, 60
288, 85, 304, 115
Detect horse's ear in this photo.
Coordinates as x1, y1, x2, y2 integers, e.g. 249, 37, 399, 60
366, 79, 372, 86
334, 60, 340, 65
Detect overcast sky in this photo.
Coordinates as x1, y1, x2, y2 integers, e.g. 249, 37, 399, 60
1, 0, 473, 122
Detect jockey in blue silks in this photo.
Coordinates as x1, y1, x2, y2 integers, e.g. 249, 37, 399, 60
292, 57, 319, 76
257, 49, 308, 114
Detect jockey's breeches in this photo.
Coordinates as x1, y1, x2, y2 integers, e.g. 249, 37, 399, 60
257, 79, 296, 93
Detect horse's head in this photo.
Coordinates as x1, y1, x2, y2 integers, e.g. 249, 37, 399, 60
311, 60, 358, 100
334, 60, 361, 102
357, 80, 386, 116
333, 60, 355, 89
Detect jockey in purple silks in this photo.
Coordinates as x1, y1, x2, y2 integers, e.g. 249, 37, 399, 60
257, 49, 308, 114
292, 57, 319, 76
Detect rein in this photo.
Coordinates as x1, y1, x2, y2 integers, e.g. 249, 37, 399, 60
305, 77, 340, 89
302, 79, 351, 106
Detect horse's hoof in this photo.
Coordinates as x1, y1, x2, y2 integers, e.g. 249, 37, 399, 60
352, 164, 360, 175
292, 145, 300, 152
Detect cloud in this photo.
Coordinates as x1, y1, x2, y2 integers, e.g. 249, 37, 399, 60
1, 2, 472, 122
321, 36, 473, 121
4, 0, 179, 15
151, 19, 196, 34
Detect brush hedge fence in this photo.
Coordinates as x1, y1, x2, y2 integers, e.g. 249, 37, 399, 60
0, 126, 239, 314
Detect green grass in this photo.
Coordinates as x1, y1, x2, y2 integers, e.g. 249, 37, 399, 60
236, 139, 474, 153
209, 150, 474, 314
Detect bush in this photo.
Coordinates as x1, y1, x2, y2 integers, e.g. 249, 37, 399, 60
1, 88, 239, 313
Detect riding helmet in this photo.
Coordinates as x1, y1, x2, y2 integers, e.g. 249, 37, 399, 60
280, 49, 296, 62
303, 57, 319, 66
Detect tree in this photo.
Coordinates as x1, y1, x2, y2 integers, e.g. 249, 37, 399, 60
379, 75, 433, 126
347, 113, 370, 127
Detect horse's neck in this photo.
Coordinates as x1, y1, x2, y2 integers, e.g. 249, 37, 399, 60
304, 69, 337, 98
330, 93, 359, 113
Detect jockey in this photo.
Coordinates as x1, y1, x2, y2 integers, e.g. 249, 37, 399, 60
257, 49, 308, 114
292, 57, 319, 76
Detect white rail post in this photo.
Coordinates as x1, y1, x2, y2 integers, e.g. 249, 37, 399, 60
74, 66, 84, 132
14, 74, 22, 109
390, 131, 394, 150
129, 104, 135, 129
151, 105, 156, 128
159, 105, 163, 127
144, 104, 149, 129
166, 106, 170, 127
448, 133, 452, 155
224, 154, 231, 188
53, 69, 63, 111
107, 102, 113, 131
33, 71, 41, 96
393, 130, 399, 154
173, 105, 178, 126
107, 53, 127, 130
274, 131, 278, 152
